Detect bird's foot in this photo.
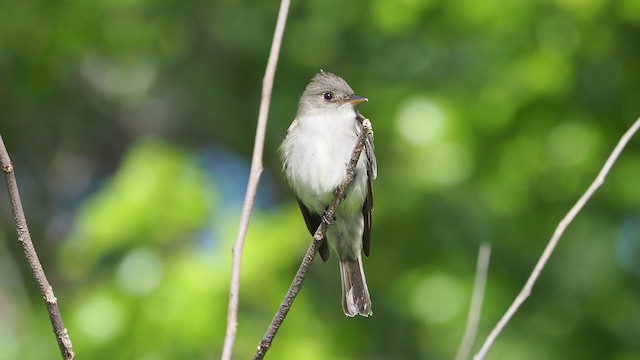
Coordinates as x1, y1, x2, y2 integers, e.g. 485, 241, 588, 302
322, 213, 336, 226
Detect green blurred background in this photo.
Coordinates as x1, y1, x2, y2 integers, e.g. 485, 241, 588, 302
1, 0, 640, 359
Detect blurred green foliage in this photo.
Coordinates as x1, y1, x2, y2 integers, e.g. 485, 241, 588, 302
1, 0, 640, 359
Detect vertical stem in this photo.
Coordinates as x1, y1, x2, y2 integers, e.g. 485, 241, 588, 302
0, 135, 75, 360
473, 117, 640, 360
455, 243, 491, 360
221, 0, 291, 358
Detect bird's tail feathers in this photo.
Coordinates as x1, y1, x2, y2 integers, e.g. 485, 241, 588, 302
339, 255, 372, 317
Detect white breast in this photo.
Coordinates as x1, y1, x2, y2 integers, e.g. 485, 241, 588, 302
281, 106, 368, 216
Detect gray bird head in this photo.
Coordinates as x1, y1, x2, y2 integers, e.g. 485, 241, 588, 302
297, 71, 367, 116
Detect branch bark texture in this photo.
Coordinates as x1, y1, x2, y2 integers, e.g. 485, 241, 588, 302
221, 0, 291, 358
0, 134, 75, 360
253, 120, 373, 360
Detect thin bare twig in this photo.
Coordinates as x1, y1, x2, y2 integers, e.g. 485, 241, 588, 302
221, 0, 291, 358
253, 120, 373, 360
455, 243, 491, 360
474, 117, 640, 360
0, 134, 75, 360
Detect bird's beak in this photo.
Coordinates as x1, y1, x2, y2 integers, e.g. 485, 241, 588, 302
346, 95, 368, 105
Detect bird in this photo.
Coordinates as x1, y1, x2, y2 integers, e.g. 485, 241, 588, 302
279, 71, 377, 317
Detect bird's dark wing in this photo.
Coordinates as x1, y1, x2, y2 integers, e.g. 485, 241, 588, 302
297, 198, 330, 261
362, 169, 374, 257
357, 112, 376, 257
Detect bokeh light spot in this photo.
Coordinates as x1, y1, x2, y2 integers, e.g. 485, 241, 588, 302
75, 294, 124, 342
416, 142, 474, 186
396, 96, 446, 147
370, 0, 437, 34
81, 56, 157, 102
411, 273, 465, 324
547, 121, 600, 168
537, 15, 581, 56
117, 247, 163, 296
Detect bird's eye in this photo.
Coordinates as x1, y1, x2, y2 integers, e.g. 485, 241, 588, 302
323, 92, 333, 101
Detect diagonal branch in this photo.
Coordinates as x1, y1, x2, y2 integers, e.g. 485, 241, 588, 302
473, 117, 640, 360
253, 120, 373, 360
455, 243, 491, 360
221, 0, 291, 358
0, 134, 75, 360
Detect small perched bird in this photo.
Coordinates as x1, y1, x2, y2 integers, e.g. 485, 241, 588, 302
280, 71, 377, 317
